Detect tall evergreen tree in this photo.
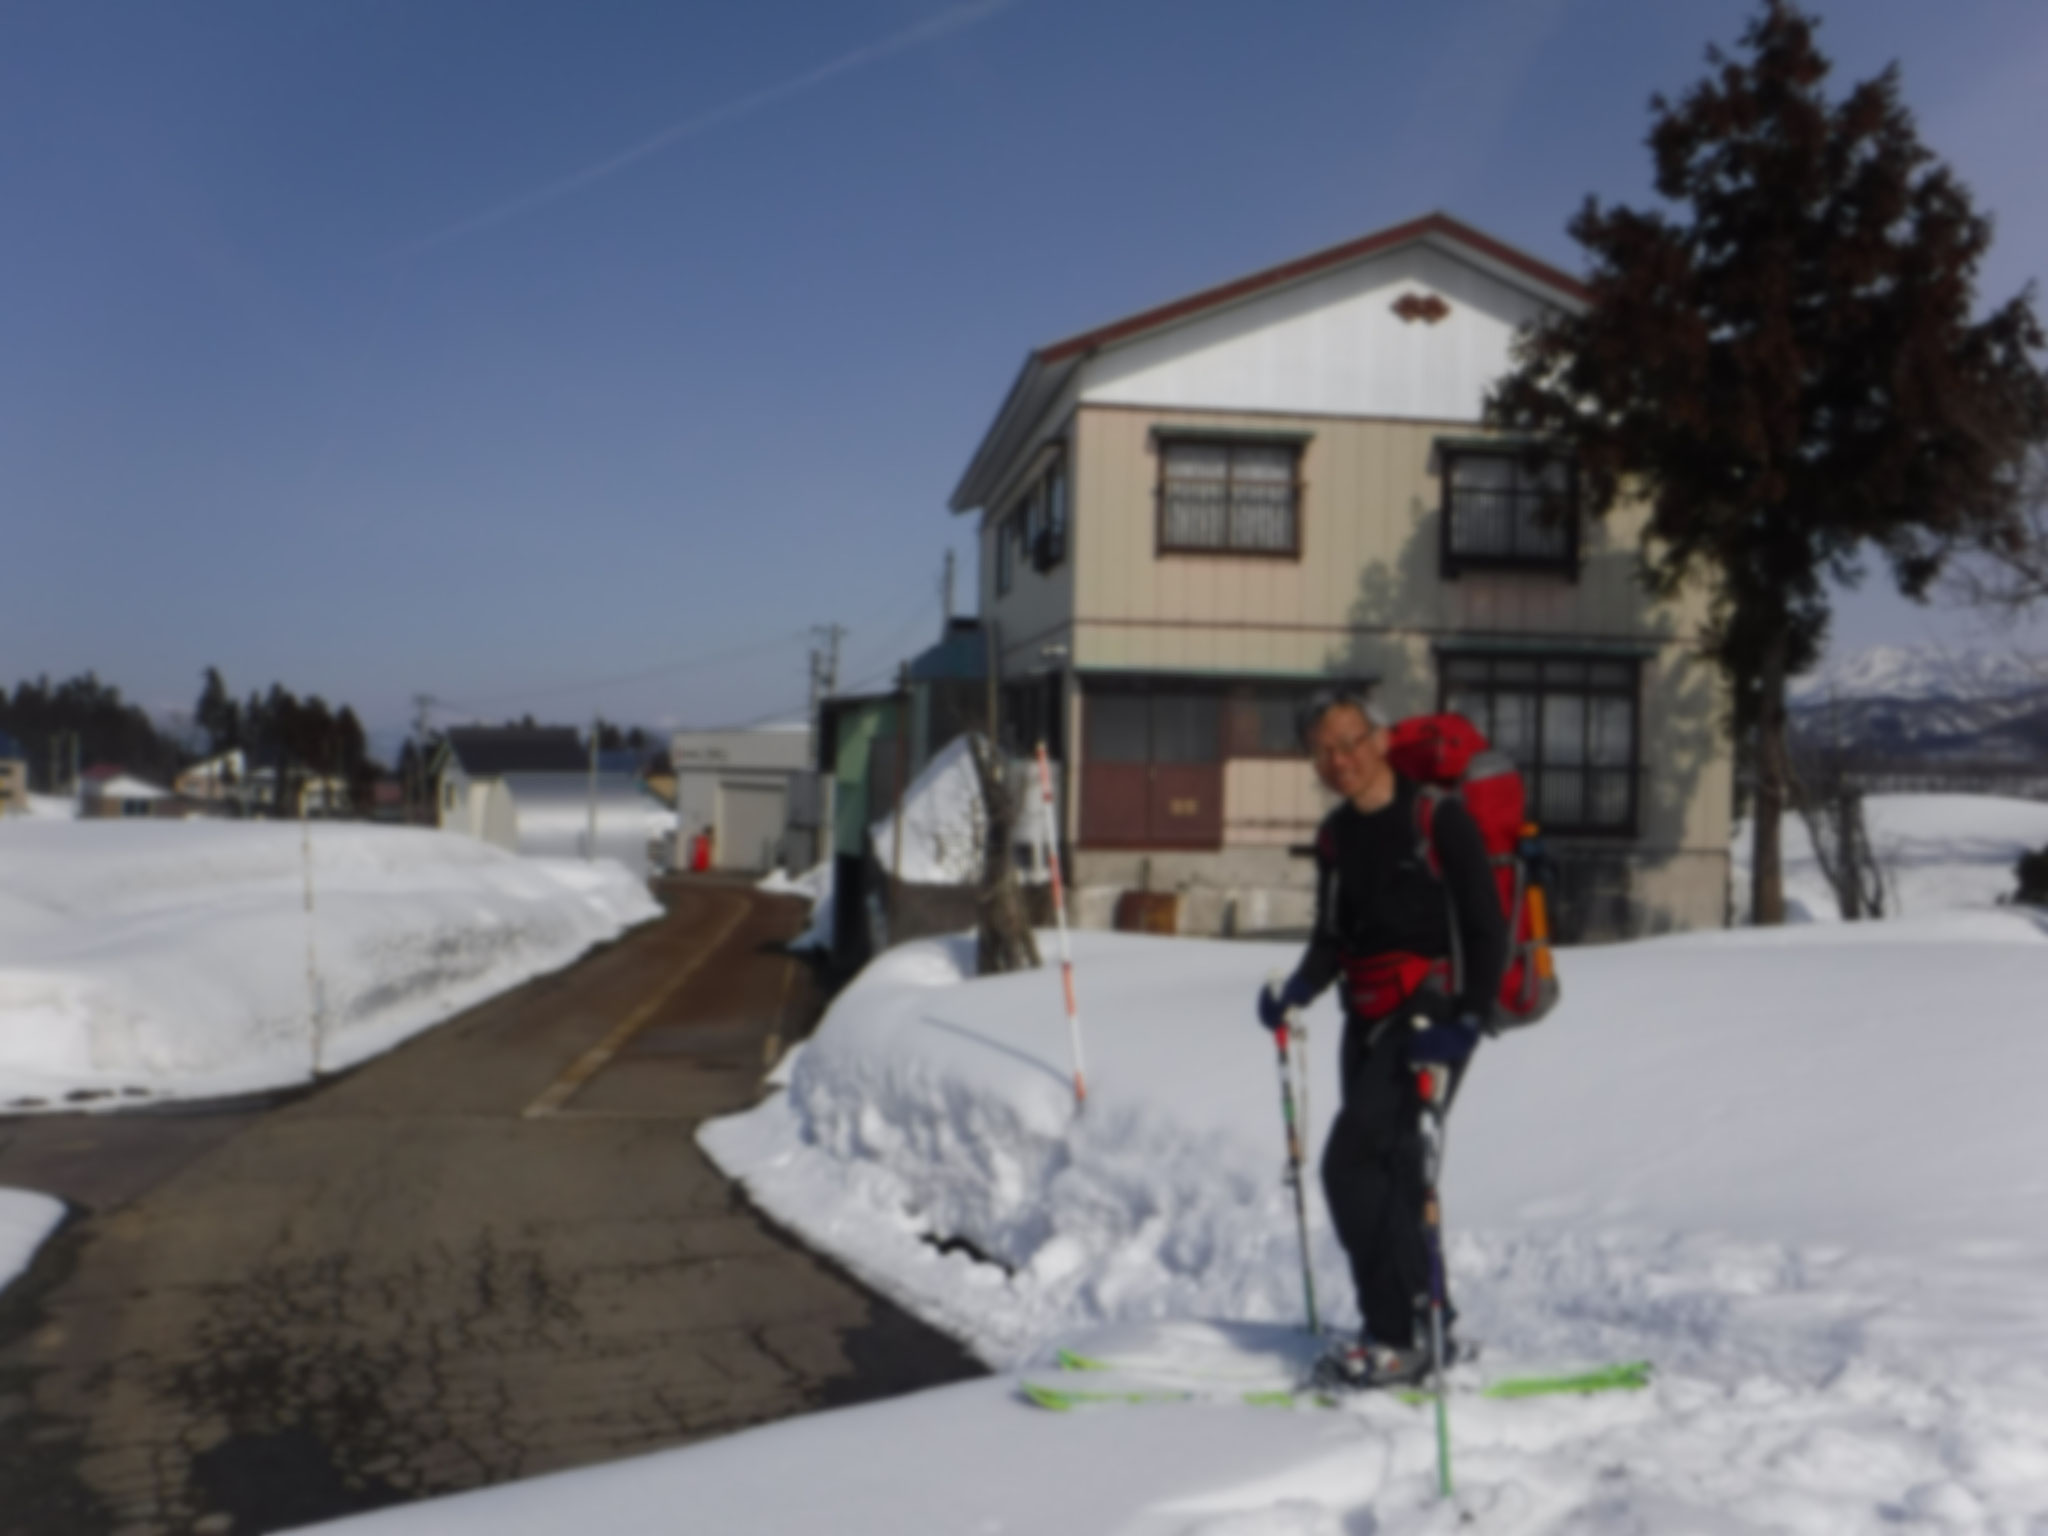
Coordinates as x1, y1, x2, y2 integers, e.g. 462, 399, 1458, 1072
195, 667, 242, 757
1488, 1, 2048, 923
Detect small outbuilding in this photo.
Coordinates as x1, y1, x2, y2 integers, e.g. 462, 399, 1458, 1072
434, 727, 669, 879
670, 724, 818, 874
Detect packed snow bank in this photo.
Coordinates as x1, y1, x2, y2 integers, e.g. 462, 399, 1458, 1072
867, 736, 1049, 887
868, 735, 986, 884
23, 793, 77, 820
323, 908, 2048, 1534
705, 918, 2048, 1365
1734, 791, 2048, 920
0, 820, 659, 1110
0, 1187, 65, 1296
757, 860, 833, 952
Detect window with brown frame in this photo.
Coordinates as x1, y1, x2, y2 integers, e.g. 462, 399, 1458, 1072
1439, 444, 1578, 576
1158, 438, 1301, 556
1222, 683, 1322, 757
1439, 653, 1640, 835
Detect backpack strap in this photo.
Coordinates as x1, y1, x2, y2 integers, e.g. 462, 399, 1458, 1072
1410, 786, 1464, 1006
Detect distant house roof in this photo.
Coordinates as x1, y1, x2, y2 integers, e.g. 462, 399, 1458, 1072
86, 773, 167, 801
444, 727, 587, 776
0, 731, 22, 761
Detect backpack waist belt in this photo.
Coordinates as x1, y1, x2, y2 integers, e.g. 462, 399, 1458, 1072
1339, 952, 1451, 1021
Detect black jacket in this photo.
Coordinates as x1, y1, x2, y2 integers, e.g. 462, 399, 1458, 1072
1293, 775, 1508, 1022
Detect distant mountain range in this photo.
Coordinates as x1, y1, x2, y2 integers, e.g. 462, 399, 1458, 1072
1792, 645, 2048, 764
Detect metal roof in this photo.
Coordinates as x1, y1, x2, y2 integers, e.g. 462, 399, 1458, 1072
444, 727, 587, 776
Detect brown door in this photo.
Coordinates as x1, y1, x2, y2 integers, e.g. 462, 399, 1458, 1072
1079, 687, 1222, 849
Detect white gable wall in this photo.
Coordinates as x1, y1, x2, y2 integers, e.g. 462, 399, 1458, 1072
1076, 240, 1554, 420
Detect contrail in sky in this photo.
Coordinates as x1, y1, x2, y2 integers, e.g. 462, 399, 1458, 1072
406, 0, 1018, 255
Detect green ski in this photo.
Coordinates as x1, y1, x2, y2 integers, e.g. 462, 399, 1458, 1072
1020, 1360, 1651, 1413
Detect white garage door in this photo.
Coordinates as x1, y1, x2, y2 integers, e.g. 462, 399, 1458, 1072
716, 781, 786, 872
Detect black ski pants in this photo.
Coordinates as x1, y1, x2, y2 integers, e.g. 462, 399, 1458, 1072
1320, 1004, 1467, 1349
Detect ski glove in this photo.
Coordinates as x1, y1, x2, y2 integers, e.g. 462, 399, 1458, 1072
1257, 974, 1315, 1032
1406, 1012, 1482, 1068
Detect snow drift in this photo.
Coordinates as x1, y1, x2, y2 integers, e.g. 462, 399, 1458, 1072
1735, 792, 2048, 921
0, 1187, 64, 1297
0, 820, 658, 1109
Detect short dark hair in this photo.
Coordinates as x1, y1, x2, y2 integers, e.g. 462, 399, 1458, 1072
1297, 687, 1388, 747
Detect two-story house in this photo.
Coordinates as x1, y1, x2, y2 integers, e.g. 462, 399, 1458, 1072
949, 213, 1731, 941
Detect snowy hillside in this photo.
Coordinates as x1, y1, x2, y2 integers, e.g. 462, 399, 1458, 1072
1791, 643, 2047, 703
0, 820, 658, 1110
1790, 644, 2048, 764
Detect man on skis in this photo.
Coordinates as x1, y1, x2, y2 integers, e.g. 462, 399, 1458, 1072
1258, 691, 1508, 1388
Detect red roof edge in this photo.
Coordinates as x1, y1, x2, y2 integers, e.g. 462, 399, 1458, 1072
1035, 212, 1587, 365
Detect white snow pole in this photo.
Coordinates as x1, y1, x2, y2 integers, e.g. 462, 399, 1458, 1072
1034, 741, 1087, 1108
301, 791, 327, 1076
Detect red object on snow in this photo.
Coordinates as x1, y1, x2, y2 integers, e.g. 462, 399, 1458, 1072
690, 830, 713, 873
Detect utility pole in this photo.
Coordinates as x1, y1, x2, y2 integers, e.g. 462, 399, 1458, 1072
409, 693, 439, 823
941, 550, 955, 628
810, 624, 845, 701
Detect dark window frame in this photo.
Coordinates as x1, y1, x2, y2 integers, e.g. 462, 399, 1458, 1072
1222, 682, 1323, 759
1439, 443, 1580, 579
1035, 455, 1067, 571
1436, 651, 1642, 838
1155, 436, 1305, 560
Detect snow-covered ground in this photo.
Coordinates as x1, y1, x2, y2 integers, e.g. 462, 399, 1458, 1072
1735, 792, 2048, 921
0, 1187, 65, 1296
0, 820, 658, 1110
313, 804, 2048, 1533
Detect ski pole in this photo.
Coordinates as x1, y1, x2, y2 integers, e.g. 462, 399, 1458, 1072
1033, 741, 1087, 1108
1413, 1055, 1454, 1501
1265, 975, 1319, 1335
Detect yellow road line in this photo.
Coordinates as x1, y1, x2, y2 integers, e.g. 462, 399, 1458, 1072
522, 894, 751, 1120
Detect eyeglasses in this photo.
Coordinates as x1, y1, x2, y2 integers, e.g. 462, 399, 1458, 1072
1311, 730, 1374, 763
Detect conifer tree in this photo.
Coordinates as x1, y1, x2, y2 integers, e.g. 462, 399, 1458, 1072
1489, 1, 2048, 922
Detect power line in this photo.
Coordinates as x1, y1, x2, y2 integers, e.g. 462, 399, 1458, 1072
433, 629, 811, 715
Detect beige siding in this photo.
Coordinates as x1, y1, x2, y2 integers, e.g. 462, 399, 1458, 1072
1072, 405, 1706, 652
1222, 759, 1327, 848
1063, 402, 1731, 888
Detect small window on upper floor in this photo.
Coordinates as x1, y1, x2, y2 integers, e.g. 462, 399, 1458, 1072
1036, 457, 1067, 571
1157, 438, 1302, 557
1440, 443, 1578, 578
1010, 453, 1068, 577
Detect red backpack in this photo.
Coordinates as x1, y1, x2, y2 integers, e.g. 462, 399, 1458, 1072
1384, 713, 1560, 1031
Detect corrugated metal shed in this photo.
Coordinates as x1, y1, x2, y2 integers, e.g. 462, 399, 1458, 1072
503, 771, 674, 879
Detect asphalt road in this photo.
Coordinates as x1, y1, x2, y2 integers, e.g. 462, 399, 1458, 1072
0, 878, 980, 1536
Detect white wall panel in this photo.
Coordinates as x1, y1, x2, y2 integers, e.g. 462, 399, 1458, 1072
1078, 242, 1549, 422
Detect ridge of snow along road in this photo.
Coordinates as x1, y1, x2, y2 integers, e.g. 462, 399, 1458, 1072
0, 820, 659, 1111
688, 907, 2048, 1529
313, 900, 2048, 1534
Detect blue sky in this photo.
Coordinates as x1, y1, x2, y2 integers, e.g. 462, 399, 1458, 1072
3, 0, 2044, 745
